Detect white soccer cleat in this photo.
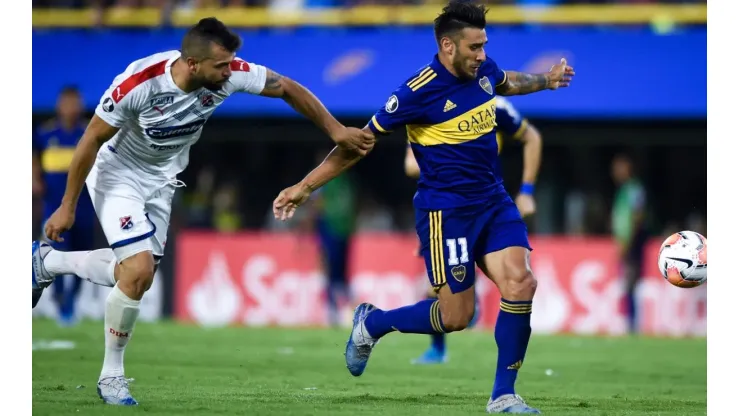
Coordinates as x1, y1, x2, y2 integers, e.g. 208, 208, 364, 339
486, 394, 541, 414
32, 241, 54, 308
97, 376, 138, 406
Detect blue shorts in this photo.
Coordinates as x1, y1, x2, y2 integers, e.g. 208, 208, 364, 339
415, 197, 532, 294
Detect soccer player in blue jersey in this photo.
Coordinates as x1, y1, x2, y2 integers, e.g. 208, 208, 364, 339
33, 86, 96, 325
273, 1, 573, 413
405, 96, 542, 365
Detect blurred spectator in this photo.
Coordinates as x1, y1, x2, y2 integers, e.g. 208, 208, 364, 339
212, 181, 243, 233
610, 152, 648, 335
301, 150, 358, 327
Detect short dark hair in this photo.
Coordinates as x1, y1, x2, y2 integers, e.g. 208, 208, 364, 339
59, 85, 80, 97
433, 0, 488, 44
181, 17, 242, 60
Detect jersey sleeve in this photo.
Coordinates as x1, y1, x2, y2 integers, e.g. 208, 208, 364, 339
487, 57, 508, 88
495, 97, 528, 139
94, 72, 148, 129
366, 85, 423, 136
225, 58, 268, 95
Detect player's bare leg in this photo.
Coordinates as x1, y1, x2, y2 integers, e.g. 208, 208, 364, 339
412, 285, 482, 365
478, 246, 540, 414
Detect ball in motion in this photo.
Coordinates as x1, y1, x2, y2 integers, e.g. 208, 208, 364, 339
658, 231, 707, 288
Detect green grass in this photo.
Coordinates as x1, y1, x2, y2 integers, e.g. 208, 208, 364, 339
32, 319, 706, 415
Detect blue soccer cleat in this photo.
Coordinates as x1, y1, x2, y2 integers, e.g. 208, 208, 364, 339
486, 394, 541, 414
412, 346, 448, 365
344, 303, 379, 377
97, 376, 138, 406
32, 241, 54, 308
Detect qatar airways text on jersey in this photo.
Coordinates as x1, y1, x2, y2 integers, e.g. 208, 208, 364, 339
93, 50, 267, 179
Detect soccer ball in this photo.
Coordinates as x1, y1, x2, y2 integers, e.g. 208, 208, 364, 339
657, 231, 707, 288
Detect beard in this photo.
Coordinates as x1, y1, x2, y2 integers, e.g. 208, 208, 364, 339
451, 53, 478, 80
202, 81, 225, 92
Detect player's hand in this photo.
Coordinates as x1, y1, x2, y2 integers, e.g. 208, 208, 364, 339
273, 183, 312, 221
44, 204, 76, 243
515, 193, 536, 218
547, 58, 575, 90
331, 126, 376, 156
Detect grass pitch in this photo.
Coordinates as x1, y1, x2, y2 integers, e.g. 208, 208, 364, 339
32, 319, 706, 415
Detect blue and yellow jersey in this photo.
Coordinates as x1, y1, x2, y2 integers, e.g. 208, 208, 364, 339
33, 119, 94, 220
367, 54, 515, 209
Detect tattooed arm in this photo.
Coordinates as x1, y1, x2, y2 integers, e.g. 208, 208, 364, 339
258, 68, 374, 154
496, 58, 575, 96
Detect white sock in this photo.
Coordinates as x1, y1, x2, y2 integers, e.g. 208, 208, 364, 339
100, 284, 141, 380
44, 249, 117, 287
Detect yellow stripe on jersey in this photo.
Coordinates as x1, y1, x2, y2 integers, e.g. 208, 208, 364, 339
496, 71, 508, 87
407, 97, 498, 146
429, 211, 446, 286
41, 146, 76, 173
407, 67, 432, 88
410, 73, 437, 92
371, 115, 389, 133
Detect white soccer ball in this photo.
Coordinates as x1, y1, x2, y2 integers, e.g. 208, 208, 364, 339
657, 231, 707, 288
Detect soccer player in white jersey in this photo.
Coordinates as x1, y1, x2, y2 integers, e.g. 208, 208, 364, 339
31, 17, 374, 406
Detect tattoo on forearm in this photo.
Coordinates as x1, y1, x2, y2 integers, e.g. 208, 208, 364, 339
265, 70, 284, 90
498, 71, 549, 95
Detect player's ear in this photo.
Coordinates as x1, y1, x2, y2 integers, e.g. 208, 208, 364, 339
185, 56, 199, 74
439, 37, 455, 56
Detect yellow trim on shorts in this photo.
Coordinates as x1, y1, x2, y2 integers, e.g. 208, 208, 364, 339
429, 211, 447, 286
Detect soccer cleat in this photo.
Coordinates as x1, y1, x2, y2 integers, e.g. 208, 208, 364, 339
32, 241, 54, 308
486, 394, 541, 414
97, 376, 138, 406
344, 303, 378, 377
411, 347, 448, 365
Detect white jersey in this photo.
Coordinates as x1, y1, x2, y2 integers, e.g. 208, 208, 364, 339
93, 50, 267, 181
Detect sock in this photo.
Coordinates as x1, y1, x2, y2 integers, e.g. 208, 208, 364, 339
100, 284, 141, 380
44, 249, 117, 287
492, 298, 533, 400
364, 299, 446, 339
425, 295, 446, 353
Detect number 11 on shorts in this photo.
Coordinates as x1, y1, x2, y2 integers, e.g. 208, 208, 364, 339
446, 237, 469, 266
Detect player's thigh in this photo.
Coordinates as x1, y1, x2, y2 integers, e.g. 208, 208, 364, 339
88, 184, 155, 263
475, 201, 534, 295
144, 185, 176, 261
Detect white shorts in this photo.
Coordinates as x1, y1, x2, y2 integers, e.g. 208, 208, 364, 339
86, 165, 175, 263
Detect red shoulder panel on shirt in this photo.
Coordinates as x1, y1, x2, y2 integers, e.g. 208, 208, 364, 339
230, 59, 250, 72
112, 60, 168, 103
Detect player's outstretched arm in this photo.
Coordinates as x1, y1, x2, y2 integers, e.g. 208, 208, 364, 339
272, 127, 374, 221
44, 116, 118, 242
496, 58, 575, 96
258, 68, 375, 155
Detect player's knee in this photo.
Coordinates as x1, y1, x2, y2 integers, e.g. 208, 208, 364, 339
117, 252, 156, 298
440, 301, 476, 332
503, 260, 537, 300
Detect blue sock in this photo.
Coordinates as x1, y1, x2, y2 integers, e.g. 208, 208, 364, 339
492, 298, 533, 400
364, 299, 446, 339
425, 295, 446, 353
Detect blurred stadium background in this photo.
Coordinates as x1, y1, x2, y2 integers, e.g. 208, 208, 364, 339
31, 2, 706, 413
